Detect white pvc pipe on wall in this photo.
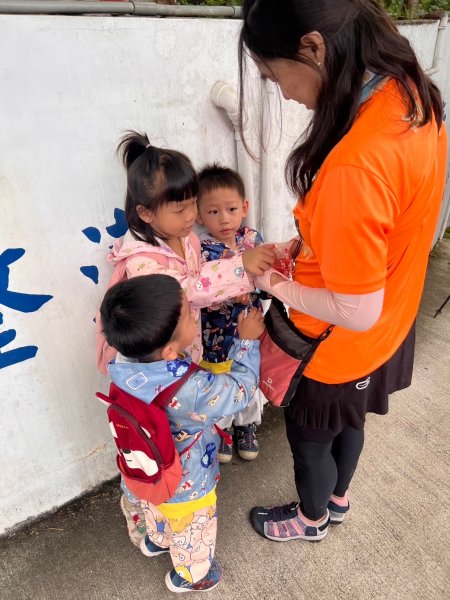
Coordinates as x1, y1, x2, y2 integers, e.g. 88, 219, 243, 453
210, 80, 259, 231
0, 0, 242, 17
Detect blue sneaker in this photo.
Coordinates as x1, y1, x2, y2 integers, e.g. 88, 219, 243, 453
217, 428, 233, 464
235, 423, 259, 460
165, 559, 223, 593
139, 535, 170, 557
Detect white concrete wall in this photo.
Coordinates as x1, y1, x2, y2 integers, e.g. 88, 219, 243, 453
430, 22, 450, 236
0, 14, 258, 535
0, 14, 448, 534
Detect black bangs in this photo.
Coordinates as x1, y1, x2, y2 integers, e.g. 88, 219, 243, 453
158, 149, 199, 206
118, 131, 199, 246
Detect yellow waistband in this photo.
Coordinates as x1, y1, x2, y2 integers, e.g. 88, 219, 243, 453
157, 488, 217, 520
200, 359, 233, 374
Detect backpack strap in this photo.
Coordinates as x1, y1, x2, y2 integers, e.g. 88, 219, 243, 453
179, 430, 204, 458
154, 362, 203, 458
153, 362, 201, 409
214, 425, 233, 445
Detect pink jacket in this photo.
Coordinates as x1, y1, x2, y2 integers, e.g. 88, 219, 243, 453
108, 231, 255, 363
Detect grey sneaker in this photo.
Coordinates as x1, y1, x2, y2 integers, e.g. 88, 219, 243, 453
235, 423, 259, 460
217, 428, 233, 463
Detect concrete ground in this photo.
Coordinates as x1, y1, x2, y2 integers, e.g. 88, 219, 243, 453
1, 240, 449, 600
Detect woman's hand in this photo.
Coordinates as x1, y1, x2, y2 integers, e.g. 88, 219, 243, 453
242, 244, 276, 276
237, 308, 265, 340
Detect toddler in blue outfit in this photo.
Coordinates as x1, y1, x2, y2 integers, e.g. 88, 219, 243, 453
100, 273, 263, 593
196, 164, 268, 463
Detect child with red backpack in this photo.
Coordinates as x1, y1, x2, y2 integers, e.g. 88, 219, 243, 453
96, 131, 276, 547
99, 273, 263, 593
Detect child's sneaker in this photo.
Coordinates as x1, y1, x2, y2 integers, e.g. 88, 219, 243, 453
119, 494, 146, 547
250, 502, 329, 542
140, 535, 170, 557
328, 498, 350, 524
235, 423, 259, 460
165, 559, 223, 593
217, 428, 233, 463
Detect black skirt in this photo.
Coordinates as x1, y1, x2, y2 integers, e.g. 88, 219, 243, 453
284, 322, 416, 441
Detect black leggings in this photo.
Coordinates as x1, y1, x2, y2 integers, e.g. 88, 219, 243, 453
285, 413, 365, 520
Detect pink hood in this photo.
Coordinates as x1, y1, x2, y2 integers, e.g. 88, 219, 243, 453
108, 231, 176, 265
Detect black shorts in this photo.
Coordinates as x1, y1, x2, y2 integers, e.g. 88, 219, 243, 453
284, 322, 416, 442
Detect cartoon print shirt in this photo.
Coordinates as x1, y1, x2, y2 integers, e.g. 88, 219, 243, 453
108, 231, 255, 363
108, 338, 260, 504
200, 226, 267, 363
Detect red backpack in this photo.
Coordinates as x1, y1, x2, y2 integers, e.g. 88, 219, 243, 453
96, 363, 200, 505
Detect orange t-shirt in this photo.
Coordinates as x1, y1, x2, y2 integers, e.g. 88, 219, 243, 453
291, 79, 448, 384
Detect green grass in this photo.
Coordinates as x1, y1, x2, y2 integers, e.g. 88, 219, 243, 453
384, 1, 450, 18
174, 1, 448, 15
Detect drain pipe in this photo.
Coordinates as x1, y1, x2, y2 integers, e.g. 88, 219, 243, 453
0, 1, 132, 13
210, 81, 258, 231
425, 12, 448, 75
135, 2, 241, 18
0, 1, 242, 17
259, 78, 276, 241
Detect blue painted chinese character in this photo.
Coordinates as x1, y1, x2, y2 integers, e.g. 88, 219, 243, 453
0, 248, 53, 369
80, 208, 128, 285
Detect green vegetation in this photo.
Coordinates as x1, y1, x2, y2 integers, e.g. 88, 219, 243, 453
384, 0, 450, 19
174, 0, 449, 17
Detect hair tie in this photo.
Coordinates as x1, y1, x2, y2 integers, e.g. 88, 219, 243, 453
146, 143, 151, 150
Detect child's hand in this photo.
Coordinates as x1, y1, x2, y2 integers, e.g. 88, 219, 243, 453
242, 244, 276, 276
235, 293, 251, 304
237, 308, 265, 340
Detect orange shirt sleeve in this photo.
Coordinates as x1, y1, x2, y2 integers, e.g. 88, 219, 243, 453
310, 165, 399, 294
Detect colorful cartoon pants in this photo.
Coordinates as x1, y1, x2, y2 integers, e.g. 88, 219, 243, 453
142, 501, 217, 584
120, 494, 146, 547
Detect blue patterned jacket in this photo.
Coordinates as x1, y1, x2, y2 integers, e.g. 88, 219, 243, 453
108, 339, 260, 504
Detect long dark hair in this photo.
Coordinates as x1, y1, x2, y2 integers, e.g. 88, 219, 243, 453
117, 131, 199, 245
239, 0, 444, 200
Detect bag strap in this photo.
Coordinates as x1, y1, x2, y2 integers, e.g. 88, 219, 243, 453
153, 362, 201, 408
214, 424, 233, 445
318, 323, 334, 340
177, 423, 231, 460
277, 239, 335, 342
179, 430, 204, 457
291, 238, 303, 261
